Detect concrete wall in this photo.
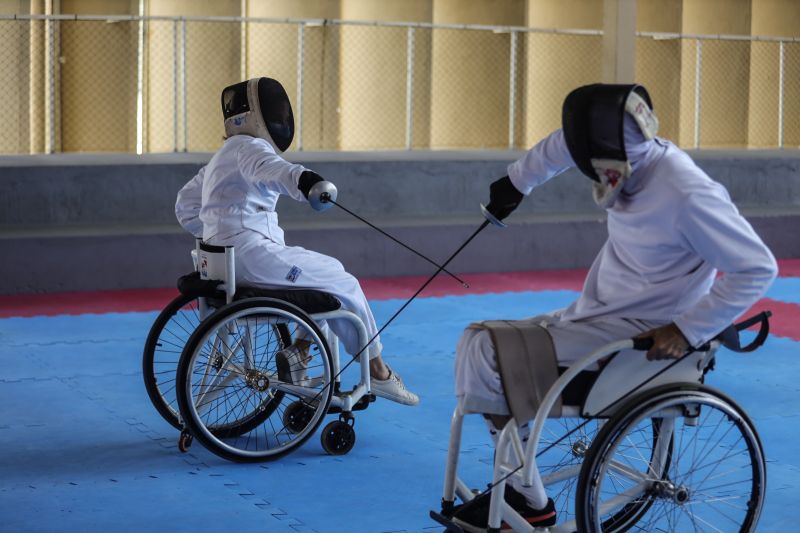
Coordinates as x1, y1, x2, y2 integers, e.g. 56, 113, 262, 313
1, 150, 798, 294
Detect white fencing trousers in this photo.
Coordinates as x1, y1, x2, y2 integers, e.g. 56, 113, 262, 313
222, 230, 382, 360
454, 316, 666, 416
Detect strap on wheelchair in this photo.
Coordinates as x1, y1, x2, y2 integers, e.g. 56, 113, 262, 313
715, 310, 772, 353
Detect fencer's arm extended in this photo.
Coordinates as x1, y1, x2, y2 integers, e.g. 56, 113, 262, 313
175, 166, 205, 238
672, 188, 778, 347
507, 128, 576, 196
236, 137, 308, 203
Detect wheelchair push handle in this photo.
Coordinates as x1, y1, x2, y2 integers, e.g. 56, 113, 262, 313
630, 310, 772, 354
631, 337, 654, 351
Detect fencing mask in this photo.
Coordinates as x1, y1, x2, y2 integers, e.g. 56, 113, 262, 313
562, 84, 659, 208
221, 77, 295, 153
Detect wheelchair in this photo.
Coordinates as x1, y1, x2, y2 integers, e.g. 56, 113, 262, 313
143, 240, 377, 462
432, 313, 771, 532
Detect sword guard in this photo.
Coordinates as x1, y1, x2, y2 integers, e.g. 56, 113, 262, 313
480, 203, 507, 228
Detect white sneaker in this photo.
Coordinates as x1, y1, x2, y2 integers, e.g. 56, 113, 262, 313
371, 368, 419, 406
276, 345, 310, 385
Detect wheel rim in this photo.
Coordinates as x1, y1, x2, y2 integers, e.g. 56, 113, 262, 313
585, 392, 764, 532
182, 305, 332, 459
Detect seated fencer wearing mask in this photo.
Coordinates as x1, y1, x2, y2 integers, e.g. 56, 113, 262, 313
174, 77, 418, 406
450, 84, 777, 530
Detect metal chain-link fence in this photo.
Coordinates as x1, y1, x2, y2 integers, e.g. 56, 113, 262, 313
637, 32, 800, 149
1, 14, 798, 154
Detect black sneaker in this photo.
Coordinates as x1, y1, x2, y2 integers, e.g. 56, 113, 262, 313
451, 485, 557, 532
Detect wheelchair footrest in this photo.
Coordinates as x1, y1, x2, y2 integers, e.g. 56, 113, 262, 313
327, 393, 376, 414
429, 510, 464, 533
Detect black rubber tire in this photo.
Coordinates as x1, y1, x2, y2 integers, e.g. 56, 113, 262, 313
176, 297, 333, 463
283, 400, 317, 434
320, 420, 356, 456
143, 293, 203, 429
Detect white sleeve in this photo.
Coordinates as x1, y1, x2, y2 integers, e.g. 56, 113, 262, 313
175, 167, 205, 238
507, 128, 576, 195
236, 139, 309, 203
672, 187, 778, 346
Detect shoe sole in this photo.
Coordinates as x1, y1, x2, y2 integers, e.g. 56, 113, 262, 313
371, 388, 419, 406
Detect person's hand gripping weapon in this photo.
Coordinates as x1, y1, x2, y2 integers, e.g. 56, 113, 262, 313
481, 175, 524, 227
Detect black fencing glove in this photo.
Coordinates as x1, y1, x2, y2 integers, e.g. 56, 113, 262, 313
485, 176, 523, 222
298, 170, 337, 211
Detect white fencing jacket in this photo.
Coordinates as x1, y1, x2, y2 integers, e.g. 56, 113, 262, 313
174, 135, 385, 359
175, 135, 308, 245
508, 128, 778, 347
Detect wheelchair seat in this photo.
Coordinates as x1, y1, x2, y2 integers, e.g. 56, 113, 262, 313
177, 271, 341, 314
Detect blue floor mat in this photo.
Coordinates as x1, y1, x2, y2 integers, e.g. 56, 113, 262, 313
1, 289, 797, 532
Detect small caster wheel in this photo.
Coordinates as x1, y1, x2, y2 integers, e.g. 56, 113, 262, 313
283, 400, 315, 434
321, 420, 356, 455
178, 430, 193, 453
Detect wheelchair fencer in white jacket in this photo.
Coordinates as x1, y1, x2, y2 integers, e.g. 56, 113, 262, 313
174, 77, 418, 406
450, 84, 778, 531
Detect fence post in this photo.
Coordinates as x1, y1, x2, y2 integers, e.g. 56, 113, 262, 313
46, 17, 57, 153
296, 23, 305, 151
181, 17, 188, 152
136, 9, 145, 154
508, 30, 517, 150
240, 1, 247, 80
694, 39, 702, 149
173, 20, 179, 152
778, 40, 785, 149
405, 27, 415, 150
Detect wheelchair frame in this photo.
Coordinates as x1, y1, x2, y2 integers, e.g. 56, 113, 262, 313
144, 240, 378, 461
435, 328, 768, 532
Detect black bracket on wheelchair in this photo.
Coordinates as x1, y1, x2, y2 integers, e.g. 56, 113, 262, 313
714, 310, 772, 353
177, 271, 224, 298
326, 393, 376, 415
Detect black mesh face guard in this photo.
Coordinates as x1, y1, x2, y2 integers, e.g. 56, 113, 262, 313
220, 78, 294, 152
257, 78, 294, 153
221, 81, 249, 119
562, 84, 653, 182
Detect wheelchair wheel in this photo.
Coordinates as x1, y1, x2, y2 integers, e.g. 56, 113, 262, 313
176, 298, 333, 462
576, 384, 765, 532
143, 293, 292, 430
142, 293, 205, 429
320, 419, 356, 456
